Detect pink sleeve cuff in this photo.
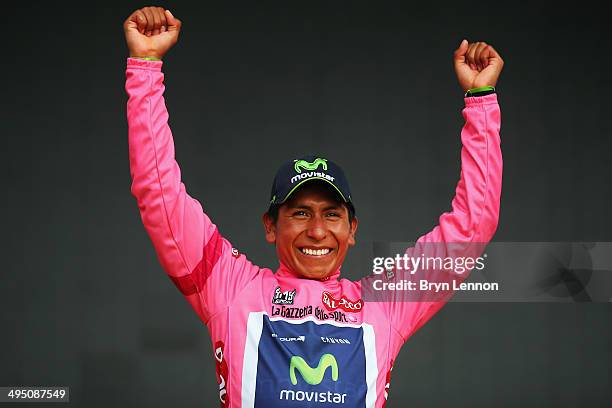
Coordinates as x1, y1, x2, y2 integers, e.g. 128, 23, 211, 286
464, 92, 498, 106
126, 57, 163, 71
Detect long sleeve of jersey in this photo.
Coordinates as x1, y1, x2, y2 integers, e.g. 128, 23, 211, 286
125, 58, 260, 323
384, 93, 502, 342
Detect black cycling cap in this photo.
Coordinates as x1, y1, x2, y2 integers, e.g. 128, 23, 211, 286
268, 155, 354, 212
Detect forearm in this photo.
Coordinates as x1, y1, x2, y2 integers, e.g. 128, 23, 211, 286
126, 58, 211, 279
417, 92, 502, 245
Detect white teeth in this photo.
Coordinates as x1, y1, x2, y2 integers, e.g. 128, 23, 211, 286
301, 248, 330, 256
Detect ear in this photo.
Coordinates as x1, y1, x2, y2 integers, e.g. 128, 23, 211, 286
348, 216, 358, 247
262, 212, 277, 244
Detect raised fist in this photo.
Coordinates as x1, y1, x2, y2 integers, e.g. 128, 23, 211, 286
123, 6, 182, 60
453, 40, 504, 91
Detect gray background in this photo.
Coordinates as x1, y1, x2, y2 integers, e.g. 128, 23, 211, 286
3, 1, 610, 407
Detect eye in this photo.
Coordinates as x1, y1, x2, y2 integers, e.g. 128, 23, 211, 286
326, 212, 341, 218
292, 210, 308, 217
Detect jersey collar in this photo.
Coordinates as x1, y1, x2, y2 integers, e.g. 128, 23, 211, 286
276, 261, 341, 282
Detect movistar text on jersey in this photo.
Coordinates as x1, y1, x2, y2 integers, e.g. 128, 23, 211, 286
373, 253, 487, 275
280, 389, 347, 404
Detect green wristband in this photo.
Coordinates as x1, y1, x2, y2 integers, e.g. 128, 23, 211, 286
131, 56, 162, 61
465, 86, 495, 97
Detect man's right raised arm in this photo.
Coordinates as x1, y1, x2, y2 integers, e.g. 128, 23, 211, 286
124, 7, 260, 323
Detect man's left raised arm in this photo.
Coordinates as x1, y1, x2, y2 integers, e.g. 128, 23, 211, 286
386, 40, 505, 341
418, 40, 504, 246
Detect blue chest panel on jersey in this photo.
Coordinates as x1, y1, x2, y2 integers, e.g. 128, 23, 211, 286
254, 315, 367, 407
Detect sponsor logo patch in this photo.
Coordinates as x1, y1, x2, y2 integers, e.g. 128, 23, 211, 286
321, 336, 351, 345
294, 158, 328, 173
290, 353, 338, 385
272, 286, 296, 305
384, 360, 394, 404
290, 171, 335, 184
272, 305, 312, 319
272, 333, 305, 342
321, 291, 363, 313
214, 341, 228, 406
315, 306, 348, 323
279, 353, 348, 404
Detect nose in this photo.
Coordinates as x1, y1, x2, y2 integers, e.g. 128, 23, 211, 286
306, 215, 327, 241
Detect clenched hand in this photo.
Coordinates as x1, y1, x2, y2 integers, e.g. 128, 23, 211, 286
453, 40, 504, 92
123, 6, 182, 60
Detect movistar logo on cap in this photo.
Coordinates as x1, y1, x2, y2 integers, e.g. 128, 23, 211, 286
289, 353, 338, 385
294, 158, 328, 173
290, 171, 335, 184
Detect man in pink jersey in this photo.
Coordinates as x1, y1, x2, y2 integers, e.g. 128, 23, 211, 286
124, 6, 504, 408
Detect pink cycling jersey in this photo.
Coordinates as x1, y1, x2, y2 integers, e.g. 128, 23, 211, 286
126, 57, 502, 408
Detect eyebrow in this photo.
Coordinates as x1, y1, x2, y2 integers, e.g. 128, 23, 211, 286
285, 203, 344, 211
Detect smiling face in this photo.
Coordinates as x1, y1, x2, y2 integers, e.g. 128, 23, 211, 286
263, 182, 358, 280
